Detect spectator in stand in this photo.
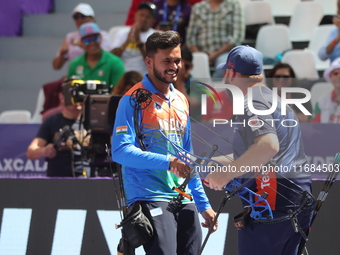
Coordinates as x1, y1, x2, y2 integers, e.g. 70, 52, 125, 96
187, 0, 203, 4
125, 0, 152, 26
319, 0, 340, 25
125, 0, 202, 26
267, 63, 312, 123
318, 0, 340, 63
68, 22, 125, 91
111, 71, 143, 96
186, 0, 245, 79
111, 2, 156, 75
44, 3, 112, 120
174, 47, 205, 120
153, 0, 192, 45
52, 3, 111, 70
311, 57, 340, 123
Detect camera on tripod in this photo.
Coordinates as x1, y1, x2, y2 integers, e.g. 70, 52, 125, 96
61, 77, 108, 106
61, 77, 122, 176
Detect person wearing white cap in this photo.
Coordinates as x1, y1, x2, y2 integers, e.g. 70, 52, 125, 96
311, 57, 340, 123
52, 3, 111, 70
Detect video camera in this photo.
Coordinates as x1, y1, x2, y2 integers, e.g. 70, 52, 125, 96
61, 77, 122, 176
62, 77, 108, 106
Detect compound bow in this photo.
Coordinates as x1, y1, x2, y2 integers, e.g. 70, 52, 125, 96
126, 87, 318, 254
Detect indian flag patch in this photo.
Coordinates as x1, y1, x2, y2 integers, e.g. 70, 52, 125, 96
116, 126, 128, 135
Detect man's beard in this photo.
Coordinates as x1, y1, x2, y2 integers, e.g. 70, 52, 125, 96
153, 65, 178, 84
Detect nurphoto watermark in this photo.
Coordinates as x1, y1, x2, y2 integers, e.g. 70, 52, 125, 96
191, 79, 312, 128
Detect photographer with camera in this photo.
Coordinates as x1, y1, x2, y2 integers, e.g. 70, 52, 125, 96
67, 22, 125, 92
26, 87, 91, 177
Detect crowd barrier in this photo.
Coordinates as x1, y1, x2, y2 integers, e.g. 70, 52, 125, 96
0, 179, 338, 254
1, 123, 339, 179
0, 123, 339, 254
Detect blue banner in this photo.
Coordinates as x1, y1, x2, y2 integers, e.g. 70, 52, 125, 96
0, 124, 46, 178
0, 123, 339, 178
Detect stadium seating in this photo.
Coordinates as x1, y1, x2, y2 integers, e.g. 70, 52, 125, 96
1, 0, 130, 118
0, 110, 32, 124
308, 25, 335, 72
281, 50, 319, 79
0, 0, 330, 118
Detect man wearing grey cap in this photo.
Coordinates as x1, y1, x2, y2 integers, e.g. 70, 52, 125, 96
203, 45, 313, 255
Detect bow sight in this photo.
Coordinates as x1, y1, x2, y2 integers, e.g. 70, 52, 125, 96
129, 88, 153, 110
130, 88, 153, 151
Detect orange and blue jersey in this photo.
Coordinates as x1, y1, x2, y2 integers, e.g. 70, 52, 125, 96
111, 74, 211, 212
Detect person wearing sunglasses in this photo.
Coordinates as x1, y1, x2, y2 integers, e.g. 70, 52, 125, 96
67, 22, 125, 91
267, 63, 312, 122
186, 0, 245, 79
52, 3, 111, 70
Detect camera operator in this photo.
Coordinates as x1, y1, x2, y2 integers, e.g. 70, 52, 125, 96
26, 89, 91, 178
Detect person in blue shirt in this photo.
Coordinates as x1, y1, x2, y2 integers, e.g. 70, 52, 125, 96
203, 45, 313, 255
111, 30, 217, 255
318, 11, 340, 63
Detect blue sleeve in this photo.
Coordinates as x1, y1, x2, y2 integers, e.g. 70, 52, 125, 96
188, 174, 211, 213
318, 28, 337, 61
183, 115, 191, 151
111, 95, 171, 169
185, 118, 211, 212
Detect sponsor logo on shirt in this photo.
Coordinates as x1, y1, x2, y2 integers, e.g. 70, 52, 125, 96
176, 109, 187, 120
154, 102, 162, 112
76, 66, 84, 75
98, 70, 104, 76
249, 115, 262, 131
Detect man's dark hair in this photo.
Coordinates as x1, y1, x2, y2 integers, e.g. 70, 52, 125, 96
181, 47, 193, 63
267, 63, 296, 79
137, 2, 157, 18
145, 30, 181, 57
267, 62, 297, 89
